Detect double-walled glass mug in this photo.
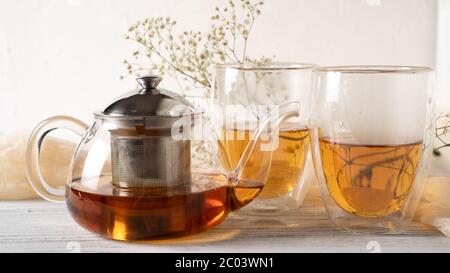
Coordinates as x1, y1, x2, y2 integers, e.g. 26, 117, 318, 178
212, 63, 317, 214
25, 76, 299, 241
310, 66, 435, 233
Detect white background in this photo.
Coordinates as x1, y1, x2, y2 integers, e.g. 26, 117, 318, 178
0, 0, 446, 131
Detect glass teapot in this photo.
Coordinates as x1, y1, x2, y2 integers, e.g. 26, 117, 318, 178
25, 76, 299, 241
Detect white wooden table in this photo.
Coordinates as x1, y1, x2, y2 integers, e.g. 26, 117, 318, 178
1, 191, 448, 253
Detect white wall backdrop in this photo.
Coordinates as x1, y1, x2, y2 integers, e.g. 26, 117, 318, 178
0, 0, 440, 131
438, 0, 450, 108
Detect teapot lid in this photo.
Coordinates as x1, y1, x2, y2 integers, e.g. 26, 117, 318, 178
102, 75, 195, 118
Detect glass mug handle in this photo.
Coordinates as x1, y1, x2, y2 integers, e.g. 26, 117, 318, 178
26, 116, 88, 203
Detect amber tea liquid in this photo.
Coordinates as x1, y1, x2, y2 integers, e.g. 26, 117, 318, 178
319, 138, 423, 218
66, 173, 263, 241
218, 125, 310, 199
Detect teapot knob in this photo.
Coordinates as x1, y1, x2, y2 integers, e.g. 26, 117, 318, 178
137, 75, 163, 90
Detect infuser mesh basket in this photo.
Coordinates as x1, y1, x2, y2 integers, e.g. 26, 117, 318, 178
111, 135, 191, 188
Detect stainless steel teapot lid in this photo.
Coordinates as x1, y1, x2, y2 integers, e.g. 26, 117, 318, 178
102, 75, 195, 119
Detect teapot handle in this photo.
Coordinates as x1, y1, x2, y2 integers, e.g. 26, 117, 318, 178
26, 116, 88, 203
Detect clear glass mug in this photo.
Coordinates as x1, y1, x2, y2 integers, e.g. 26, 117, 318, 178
212, 63, 317, 214
310, 66, 435, 233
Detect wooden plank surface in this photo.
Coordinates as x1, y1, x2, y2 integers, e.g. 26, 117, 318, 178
0, 193, 448, 253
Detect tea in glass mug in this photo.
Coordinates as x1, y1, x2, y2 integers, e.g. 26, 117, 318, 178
213, 63, 317, 213
219, 124, 310, 199
310, 66, 435, 233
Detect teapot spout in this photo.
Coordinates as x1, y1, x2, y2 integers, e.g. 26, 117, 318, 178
231, 102, 301, 188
